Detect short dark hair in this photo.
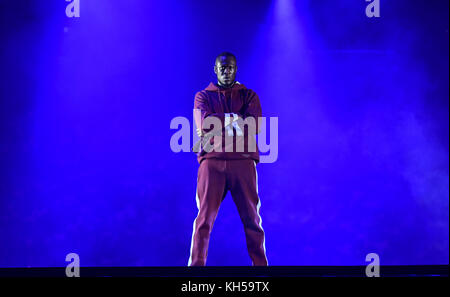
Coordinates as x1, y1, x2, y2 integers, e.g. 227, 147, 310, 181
215, 52, 236, 65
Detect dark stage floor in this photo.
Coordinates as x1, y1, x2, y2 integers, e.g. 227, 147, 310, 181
0, 265, 448, 277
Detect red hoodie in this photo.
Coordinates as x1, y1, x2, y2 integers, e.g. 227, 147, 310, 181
194, 81, 262, 164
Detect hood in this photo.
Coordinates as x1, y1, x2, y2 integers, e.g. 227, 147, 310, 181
204, 81, 247, 92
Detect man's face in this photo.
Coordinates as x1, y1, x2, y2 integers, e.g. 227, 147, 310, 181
214, 56, 237, 86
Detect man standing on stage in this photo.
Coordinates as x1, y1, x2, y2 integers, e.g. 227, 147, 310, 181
188, 52, 268, 266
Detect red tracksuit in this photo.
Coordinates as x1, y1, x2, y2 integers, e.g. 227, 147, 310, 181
188, 82, 267, 266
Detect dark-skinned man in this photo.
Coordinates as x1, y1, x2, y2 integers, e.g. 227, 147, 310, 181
188, 52, 268, 266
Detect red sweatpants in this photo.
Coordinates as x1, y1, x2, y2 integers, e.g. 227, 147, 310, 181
188, 158, 268, 266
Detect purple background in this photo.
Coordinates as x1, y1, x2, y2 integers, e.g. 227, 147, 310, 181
0, 0, 448, 267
